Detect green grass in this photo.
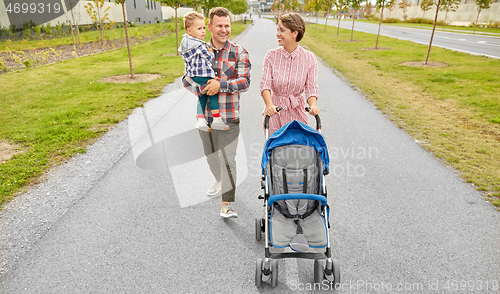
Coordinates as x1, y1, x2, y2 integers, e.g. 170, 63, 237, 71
302, 25, 500, 207
1, 22, 177, 52
0, 21, 249, 208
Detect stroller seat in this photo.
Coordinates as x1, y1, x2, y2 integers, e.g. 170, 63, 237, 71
268, 145, 328, 251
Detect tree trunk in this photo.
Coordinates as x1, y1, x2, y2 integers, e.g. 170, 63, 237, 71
76, 21, 81, 48
175, 7, 179, 55
443, 10, 448, 30
70, 23, 76, 50
337, 14, 341, 35
351, 15, 355, 41
474, 9, 481, 33
376, 7, 384, 49
316, 12, 319, 29
122, 3, 133, 78
69, 10, 76, 50
421, 11, 425, 27
425, 1, 440, 64
325, 9, 329, 32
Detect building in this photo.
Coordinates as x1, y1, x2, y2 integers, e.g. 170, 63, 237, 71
126, 0, 162, 25
0, 0, 163, 29
373, 0, 500, 26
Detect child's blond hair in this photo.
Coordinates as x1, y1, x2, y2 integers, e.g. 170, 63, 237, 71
183, 11, 205, 30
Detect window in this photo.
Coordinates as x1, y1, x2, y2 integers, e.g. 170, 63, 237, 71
136, 17, 141, 22
133, 0, 136, 8
145, 0, 149, 9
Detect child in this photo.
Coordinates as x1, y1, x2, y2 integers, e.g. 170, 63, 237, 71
179, 11, 229, 131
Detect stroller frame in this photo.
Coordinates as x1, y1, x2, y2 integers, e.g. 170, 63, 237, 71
255, 110, 340, 288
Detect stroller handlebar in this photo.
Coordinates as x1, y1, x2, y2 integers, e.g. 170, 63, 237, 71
264, 107, 281, 130
264, 107, 322, 131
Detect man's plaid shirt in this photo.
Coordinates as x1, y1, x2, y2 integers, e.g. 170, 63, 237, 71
182, 39, 251, 123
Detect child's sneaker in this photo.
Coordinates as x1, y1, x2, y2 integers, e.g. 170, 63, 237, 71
196, 118, 211, 132
211, 117, 229, 130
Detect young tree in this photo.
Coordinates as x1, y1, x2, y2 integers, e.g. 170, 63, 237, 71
386, 0, 396, 19
304, 0, 322, 29
227, 0, 249, 15
420, 0, 433, 27
161, 0, 185, 55
398, 0, 411, 20
473, 0, 494, 33
441, 0, 460, 30
323, 0, 336, 32
334, 0, 349, 35
84, 0, 112, 49
374, 0, 386, 49
349, 0, 365, 41
65, 0, 82, 50
283, 0, 302, 12
114, 0, 133, 78
425, 0, 445, 64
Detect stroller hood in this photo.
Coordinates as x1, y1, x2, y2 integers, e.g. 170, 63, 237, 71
261, 120, 329, 175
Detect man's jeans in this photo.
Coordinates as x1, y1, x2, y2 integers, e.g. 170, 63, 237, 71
198, 119, 240, 202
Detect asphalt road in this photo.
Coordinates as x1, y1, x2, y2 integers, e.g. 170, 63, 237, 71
1, 18, 499, 293
305, 16, 500, 59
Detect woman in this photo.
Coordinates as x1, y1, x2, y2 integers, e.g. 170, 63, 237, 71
260, 13, 320, 135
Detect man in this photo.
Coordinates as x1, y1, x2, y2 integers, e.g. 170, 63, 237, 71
182, 7, 251, 218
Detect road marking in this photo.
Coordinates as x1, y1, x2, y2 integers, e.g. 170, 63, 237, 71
478, 41, 487, 44
459, 39, 466, 41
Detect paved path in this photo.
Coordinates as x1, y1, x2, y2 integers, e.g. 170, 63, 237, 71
1, 17, 499, 293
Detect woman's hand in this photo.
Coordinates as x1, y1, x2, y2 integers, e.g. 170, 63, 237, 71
308, 105, 320, 116
265, 105, 279, 116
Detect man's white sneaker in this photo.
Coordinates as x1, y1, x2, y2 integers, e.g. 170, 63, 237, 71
211, 117, 229, 130
220, 202, 238, 218
207, 180, 222, 196
196, 118, 211, 132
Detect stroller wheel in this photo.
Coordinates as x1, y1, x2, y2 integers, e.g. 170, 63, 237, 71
255, 258, 263, 287
255, 218, 262, 241
332, 258, 340, 287
313, 259, 324, 284
270, 259, 278, 288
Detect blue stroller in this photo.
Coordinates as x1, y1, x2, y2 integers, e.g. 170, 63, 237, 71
255, 112, 340, 288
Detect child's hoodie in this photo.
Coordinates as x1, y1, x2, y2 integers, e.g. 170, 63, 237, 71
178, 34, 215, 78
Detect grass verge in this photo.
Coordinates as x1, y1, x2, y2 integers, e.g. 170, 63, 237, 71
0, 21, 249, 208
302, 25, 500, 208
1, 22, 176, 52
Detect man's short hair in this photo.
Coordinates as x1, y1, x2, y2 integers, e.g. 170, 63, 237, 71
183, 11, 205, 29
209, 7, 230, 22
278, 13, 306, 42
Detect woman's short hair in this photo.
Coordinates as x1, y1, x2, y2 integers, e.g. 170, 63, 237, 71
278, 13, 306, 42
209, 7, 230, 22
183, 11, 205, 29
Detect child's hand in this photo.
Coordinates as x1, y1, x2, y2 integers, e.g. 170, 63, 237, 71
207, 44, 213, 53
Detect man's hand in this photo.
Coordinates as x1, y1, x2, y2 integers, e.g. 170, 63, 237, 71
204, 79, 220, 96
